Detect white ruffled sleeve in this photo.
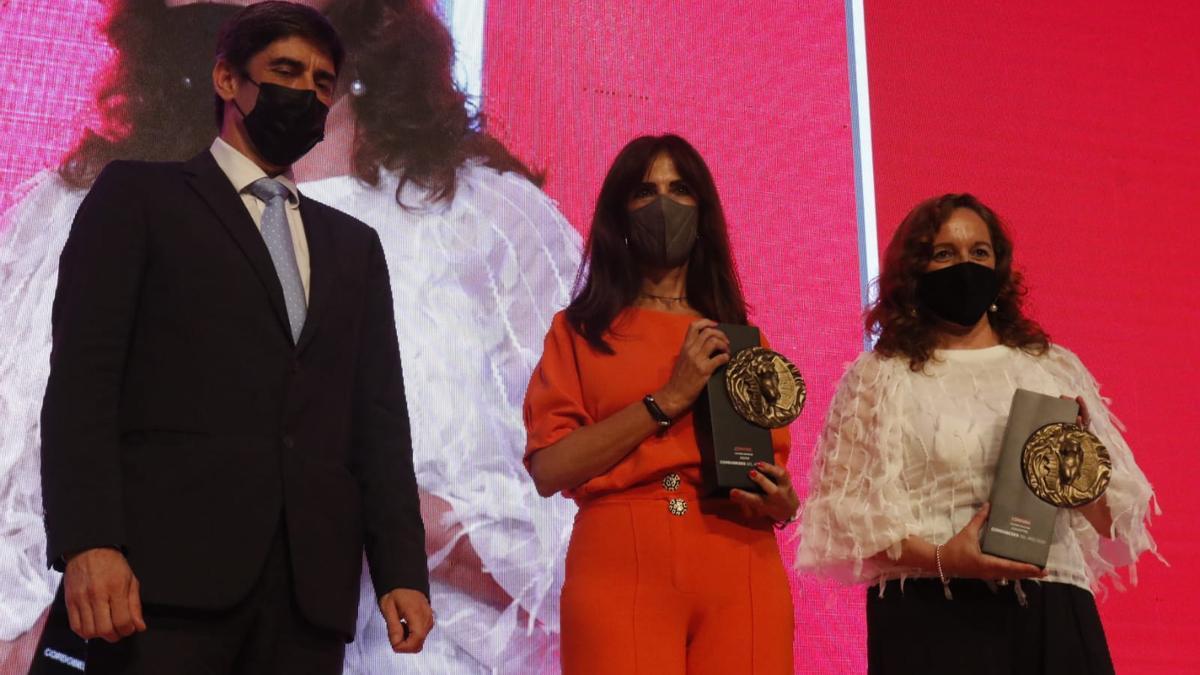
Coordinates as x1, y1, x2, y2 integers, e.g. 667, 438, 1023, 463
439, 167, 581, 641
304, 168, 581, 672
0, 171, 85, 639
795, 352, 915, 583
1042, 345, 1161, 590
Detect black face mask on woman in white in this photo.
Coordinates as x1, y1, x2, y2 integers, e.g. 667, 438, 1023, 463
916, 261, 1000, 327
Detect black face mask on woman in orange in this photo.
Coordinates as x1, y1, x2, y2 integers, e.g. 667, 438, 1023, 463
628, 196, 699, 270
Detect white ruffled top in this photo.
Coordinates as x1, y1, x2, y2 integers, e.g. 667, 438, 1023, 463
0, 171, 86, 641
302, 163, 581, 673
795, 343, 1159, 595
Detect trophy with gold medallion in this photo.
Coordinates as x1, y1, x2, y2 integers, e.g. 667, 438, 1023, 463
1022, 422, 1112, 508
981, 389, 1111, 566
694, 324, 805, 494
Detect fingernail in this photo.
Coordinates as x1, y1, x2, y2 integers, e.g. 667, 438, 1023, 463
755, 461, 764, 468
749, 470, 758, 478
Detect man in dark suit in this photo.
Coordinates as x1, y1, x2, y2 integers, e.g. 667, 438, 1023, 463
39, 3, 433, 673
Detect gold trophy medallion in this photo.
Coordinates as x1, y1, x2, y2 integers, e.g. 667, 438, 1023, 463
1021, 422, 1111, 508
724, 347, 805, 429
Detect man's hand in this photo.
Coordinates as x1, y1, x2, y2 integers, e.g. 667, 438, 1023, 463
378, 588, 433, 654
63, 548, 146, 642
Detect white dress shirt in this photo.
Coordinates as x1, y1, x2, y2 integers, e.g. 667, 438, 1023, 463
209, 137, 310, 301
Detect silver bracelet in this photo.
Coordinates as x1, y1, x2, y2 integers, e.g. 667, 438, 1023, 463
935, 544, 949, 585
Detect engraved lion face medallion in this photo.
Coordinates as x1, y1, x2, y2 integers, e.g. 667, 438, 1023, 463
724, 347, 806, 429
1021, 422, 1111, 508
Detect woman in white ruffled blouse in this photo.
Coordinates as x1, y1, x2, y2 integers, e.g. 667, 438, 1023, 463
796, 193, 1157, 675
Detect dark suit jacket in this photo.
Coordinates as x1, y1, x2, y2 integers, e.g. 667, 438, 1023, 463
40, 150, 429, 638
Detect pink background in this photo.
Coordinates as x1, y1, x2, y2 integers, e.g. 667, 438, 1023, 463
0, 1, 108, 215
0, 0, 1192, 672
866, 1, 1197, 672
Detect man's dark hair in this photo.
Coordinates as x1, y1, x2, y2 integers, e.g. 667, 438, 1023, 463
213, 1, 345, 129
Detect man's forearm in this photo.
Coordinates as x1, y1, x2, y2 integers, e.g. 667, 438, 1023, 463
41, 163, 145, 567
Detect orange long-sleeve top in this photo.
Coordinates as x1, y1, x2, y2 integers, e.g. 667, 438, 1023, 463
523, 307, 791, 502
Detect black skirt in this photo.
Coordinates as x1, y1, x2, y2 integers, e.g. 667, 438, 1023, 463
867, 578, 1114, 675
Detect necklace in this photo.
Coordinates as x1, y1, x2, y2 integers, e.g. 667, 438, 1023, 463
639, 292, 687, 303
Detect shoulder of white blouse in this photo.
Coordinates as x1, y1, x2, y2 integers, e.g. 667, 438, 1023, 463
455, 163, 581, 298
1042, 341, 1081, 364
458, 164, 580, 239
842, 349, 907, 389
1, 170, 83, 234
1, 171, 84, 283
295, 175, 363, 210
1034, 342, 1094, 385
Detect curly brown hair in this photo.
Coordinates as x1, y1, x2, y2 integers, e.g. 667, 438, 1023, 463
325, 0, 539, 206
59, 1, 239, 188
865, 193, 1049, 370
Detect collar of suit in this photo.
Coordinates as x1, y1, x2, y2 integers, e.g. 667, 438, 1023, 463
182, 144, 334, 354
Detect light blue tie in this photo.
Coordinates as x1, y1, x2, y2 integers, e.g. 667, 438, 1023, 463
247, 177, 306, 343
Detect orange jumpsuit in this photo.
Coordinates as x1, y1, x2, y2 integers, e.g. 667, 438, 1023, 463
524, 308, 794, 674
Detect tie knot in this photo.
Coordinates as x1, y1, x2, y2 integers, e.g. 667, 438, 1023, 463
247, 177, 292, 204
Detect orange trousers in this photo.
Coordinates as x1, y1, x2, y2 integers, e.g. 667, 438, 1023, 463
560, 486, 794, 674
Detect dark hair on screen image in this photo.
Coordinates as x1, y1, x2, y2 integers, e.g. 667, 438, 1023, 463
59, 0, 239, 187
326, 0, 539, 206
566, 134, 748, 354
866, 192, 1049, 370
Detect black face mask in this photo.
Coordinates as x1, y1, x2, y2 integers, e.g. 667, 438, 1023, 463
233, 79, 328, 167
628, 196, 699, 269
916, 262, 1000, 327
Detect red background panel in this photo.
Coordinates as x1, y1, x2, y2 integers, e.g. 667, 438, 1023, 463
866, 1, 1198, 671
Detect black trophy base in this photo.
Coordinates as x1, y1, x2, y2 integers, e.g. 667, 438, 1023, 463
980, 389, 1079, 567
694, 323, 776, 496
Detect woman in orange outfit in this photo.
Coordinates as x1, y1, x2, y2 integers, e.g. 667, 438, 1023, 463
523, 134, 798, 674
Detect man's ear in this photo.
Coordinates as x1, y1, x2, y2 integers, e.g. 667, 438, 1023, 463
213, 58, 240, 106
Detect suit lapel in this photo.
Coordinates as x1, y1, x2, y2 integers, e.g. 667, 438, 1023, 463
295, 196, 333, 356
182, 151, 292, 342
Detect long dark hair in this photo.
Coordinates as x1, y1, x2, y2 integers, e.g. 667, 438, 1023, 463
59, 1, 239, 187
866, 193, 1049, 370
566, 135, 748, 353
325, 0, 538, 205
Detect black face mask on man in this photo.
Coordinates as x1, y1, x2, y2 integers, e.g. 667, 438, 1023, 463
916, 262, 1000, 327
628, 196, 699, 269
233, 78, 328, 167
